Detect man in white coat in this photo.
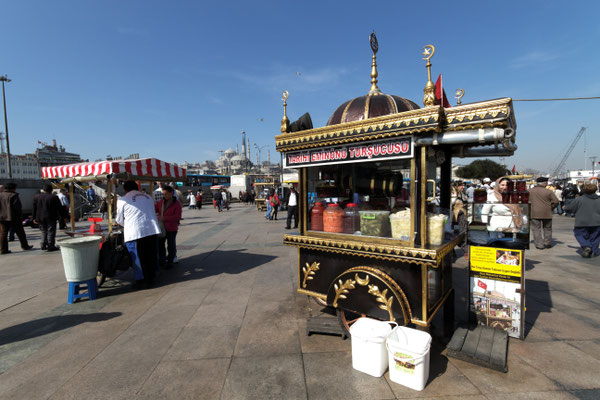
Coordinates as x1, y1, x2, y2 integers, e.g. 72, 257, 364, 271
117, 180, 161, 289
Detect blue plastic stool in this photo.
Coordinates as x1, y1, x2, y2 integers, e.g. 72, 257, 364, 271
68, 279, 98, 304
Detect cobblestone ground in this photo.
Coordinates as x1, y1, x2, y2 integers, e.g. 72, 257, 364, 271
0, 203, 598, 399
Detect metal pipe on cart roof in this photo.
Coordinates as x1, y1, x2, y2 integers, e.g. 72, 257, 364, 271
455, 143, 518, 157
414, 127, 512, 146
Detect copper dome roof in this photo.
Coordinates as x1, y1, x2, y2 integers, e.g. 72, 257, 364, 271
326, 93, 419, 126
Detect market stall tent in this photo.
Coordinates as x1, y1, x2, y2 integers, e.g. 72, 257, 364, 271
41, 158, 186, 233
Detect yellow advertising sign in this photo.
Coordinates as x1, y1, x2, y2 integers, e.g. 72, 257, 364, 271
470, 246, 522, 278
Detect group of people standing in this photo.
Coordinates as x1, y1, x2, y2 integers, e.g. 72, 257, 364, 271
0, 182, 73, 254
455, 176, 600, 258
116, 181, 182, 289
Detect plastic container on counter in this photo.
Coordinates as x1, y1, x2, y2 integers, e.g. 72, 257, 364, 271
323, 203, 344, 233
343, 203, 361, 234
360, 210, 391, 237
426, 213, 447, 246
390, 209, 411, 241
310, 202, 325, 231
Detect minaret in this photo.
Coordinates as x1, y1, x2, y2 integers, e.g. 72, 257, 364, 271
247, 138, 251, 162
241, 131, 247, 158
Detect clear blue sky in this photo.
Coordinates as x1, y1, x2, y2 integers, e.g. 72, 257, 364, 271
2, 0, 599, 173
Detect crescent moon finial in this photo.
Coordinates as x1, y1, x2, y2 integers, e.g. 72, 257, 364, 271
422, 45, 435, 62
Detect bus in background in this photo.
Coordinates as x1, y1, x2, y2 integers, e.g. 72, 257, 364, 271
186, 174, 231, 190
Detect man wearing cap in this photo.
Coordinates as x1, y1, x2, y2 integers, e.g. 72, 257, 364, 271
529, 177, 559, 249
482, 178, 491, 191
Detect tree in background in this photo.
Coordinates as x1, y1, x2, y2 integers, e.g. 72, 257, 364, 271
455, 159, 508, 181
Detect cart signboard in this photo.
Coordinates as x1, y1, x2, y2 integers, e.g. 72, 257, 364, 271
469, 245, 525, 339
283, 137, 413, 168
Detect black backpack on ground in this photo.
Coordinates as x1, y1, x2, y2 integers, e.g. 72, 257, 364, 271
98, 234, 132, 277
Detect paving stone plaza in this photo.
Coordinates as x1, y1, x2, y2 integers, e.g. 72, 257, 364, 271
0, 204, 599, 399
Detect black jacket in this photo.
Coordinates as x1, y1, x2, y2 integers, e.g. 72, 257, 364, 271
33, 192, 62, 223
563, 185, 580, 200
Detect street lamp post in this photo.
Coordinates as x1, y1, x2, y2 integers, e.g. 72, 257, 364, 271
1, 75, 12, 178
253, 143, 268, 167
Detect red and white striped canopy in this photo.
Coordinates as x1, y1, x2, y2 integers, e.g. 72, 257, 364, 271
41, 158, 186, 180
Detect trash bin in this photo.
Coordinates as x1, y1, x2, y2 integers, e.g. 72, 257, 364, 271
386, 326, 432, 391
57, 236, 103, 282
349, 317, 395, 377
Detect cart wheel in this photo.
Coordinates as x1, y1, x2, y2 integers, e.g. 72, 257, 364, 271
97, 271, 106, 288
336, 308, 366, 337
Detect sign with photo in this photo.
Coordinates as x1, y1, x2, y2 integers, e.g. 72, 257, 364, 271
469, 245, 525, 339
283, 137, 413, 168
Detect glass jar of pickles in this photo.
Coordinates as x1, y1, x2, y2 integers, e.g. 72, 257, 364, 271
342, 203, 360, 234
323, 203, 344, 233
310, 202, 325, 231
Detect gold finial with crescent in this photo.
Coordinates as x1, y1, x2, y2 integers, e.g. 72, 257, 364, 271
422, 44, 436, 107
280, 90, 290, 133
455, 88, 465, 105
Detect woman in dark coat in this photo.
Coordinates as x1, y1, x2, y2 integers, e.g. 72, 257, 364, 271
564, 183, 600, 258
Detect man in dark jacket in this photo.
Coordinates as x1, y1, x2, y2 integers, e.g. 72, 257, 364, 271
529, 177, 559, 249
33, 184, 62, 251
564, 183, 600, 258
0, 182, 33, 254
562, 184, 580, 217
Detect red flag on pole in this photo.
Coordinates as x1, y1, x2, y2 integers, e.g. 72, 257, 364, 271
512, 165, 516, 174
477, 280, 487, 290
434, 74, 451, 108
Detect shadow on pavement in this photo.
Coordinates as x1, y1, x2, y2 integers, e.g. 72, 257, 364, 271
0, 312, 122, 346
523, 279, 552, 338
158, 249, 277, 285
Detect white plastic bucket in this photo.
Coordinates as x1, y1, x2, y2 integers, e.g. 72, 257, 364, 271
57, 236, 103, 282
386, 326, 432, 391
349, 317, 396, 377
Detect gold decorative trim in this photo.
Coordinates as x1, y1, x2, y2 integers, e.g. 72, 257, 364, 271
332, 266, 412, 324
275, 98, 513, 152
368, 284, 395, 322
332, 278, 356, 308
301, 262, 320, 288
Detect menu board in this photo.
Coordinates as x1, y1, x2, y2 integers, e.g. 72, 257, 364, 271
469, 245, 525, 339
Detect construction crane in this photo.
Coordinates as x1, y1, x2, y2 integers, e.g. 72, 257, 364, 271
552, 127, 587, 176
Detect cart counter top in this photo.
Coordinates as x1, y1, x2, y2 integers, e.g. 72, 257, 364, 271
283, 233, 464, 267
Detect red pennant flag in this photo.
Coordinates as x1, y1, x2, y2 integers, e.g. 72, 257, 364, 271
434, 74, 451, 108
477, 280, 487, 290
512, 165, 516, 174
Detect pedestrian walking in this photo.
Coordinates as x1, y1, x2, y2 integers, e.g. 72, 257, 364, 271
116, 180, 161, 289
195, 191, 203, 209
564, 183, 600, 258
0, 182, 34, 254
86, 185, 96, 204
268, 189, 280, 220
155, 186, 182, 268
285, 187, 299, 229
562, 184, 579, 217
554, 184, 564, 215
213, 190, 222, 212
221, 190, 230, 211
187, 191, 197, 209
529, 177, 559, 249
57, 188, 69, 229
33, 184, 62, 251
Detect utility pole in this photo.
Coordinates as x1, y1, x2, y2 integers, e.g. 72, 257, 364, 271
590, 156, 597, 177
1, 75, 12, 178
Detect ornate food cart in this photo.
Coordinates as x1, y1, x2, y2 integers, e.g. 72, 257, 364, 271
275, 34, 518, 334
